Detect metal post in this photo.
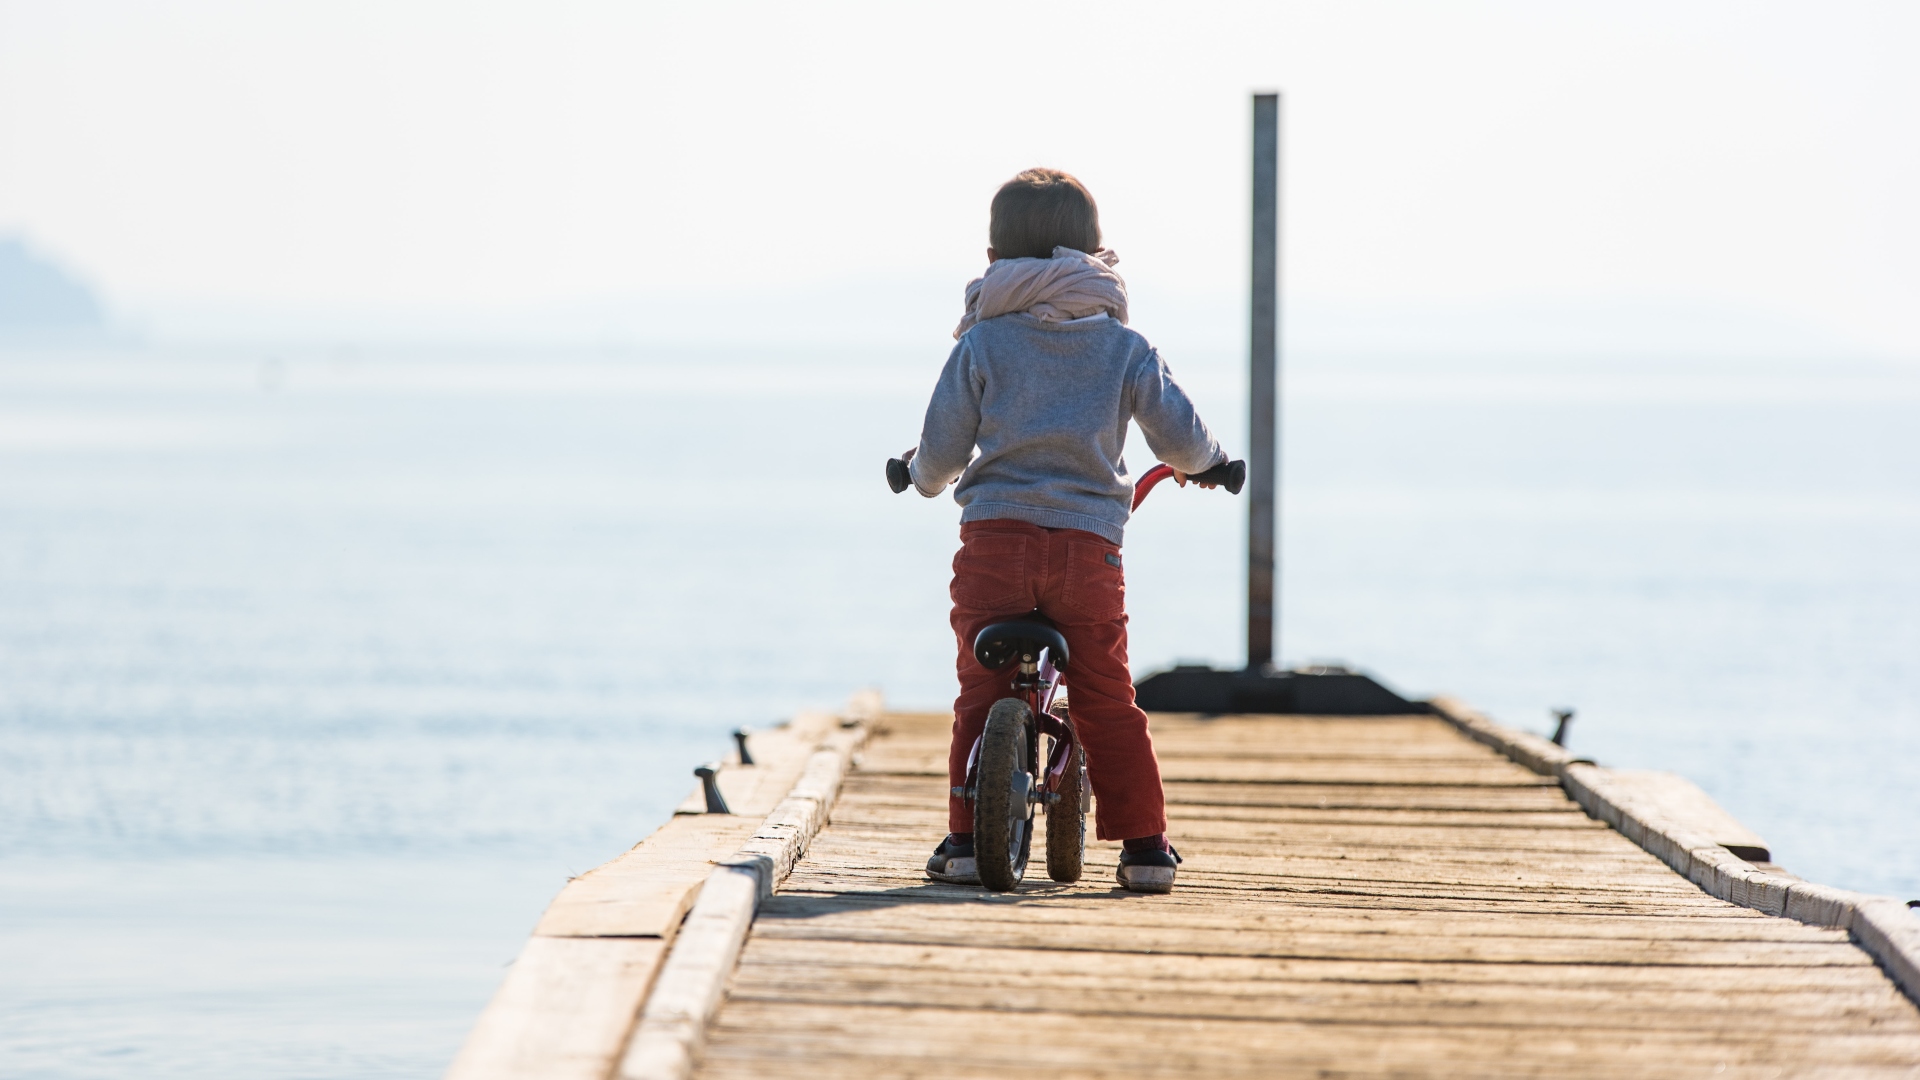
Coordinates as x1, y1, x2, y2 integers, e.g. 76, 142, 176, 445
1247, 93, 1280, 672
694, 763, 730, 814
1550, 709, 1575, 747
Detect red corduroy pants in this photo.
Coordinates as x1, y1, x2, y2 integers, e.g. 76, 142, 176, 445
946, 518, 1167, 842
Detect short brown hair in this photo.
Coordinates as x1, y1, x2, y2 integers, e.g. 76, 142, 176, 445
989, 168, 1101, 260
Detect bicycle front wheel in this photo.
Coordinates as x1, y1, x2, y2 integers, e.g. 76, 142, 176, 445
973, 697, 1034, 892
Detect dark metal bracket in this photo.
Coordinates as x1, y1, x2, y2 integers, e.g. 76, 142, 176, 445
695, 762, 730, 814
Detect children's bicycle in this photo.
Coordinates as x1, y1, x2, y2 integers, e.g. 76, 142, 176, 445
886, 456, 1245, 891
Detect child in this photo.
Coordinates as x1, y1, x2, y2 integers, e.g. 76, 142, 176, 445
905, 167, 1226, 894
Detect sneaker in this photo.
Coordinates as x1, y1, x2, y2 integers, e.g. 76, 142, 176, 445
925, 834, 978, 885
1116, 843, 1181, 894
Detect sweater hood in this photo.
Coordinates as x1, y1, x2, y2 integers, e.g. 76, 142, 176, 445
953, 246, 1128, 340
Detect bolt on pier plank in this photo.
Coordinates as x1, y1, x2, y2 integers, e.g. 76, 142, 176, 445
688, 711, 1920, 1079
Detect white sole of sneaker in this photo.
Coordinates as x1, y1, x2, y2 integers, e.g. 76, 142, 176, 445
926, 857, 979, 885
1116, 865, 1176, 894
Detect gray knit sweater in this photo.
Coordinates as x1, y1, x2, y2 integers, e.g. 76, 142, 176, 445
908, 312, 1223, 544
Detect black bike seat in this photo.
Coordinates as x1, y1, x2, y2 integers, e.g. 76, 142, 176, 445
973, 616, 1070, 671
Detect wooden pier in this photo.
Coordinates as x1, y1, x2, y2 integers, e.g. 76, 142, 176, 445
442, 88, 1920, 1077
449, 697, 1920, 1079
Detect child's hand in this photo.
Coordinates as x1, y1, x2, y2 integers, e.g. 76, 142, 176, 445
1173, 469, 1218, 490
900, 447, 917, 463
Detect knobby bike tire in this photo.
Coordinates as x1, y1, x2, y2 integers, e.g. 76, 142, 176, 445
973, 697, 1033, 891
1045, 730, 1087, 883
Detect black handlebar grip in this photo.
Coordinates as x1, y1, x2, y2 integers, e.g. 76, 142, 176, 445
885, 457, 912, 494
1190, 459, 1247, 494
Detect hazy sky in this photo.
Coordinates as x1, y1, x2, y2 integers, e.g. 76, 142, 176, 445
1, 1, 1914, 353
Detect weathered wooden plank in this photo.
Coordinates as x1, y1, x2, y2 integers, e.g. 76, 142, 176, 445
812, 838, 1665, 877
533, 815, 763, 938
748, 924, 1872, 969
869, 745, 1515, 776
867, 757, 1546, 785
846, 796, 1609, 831
445, 937, 664, 1080
1591, 769, 1772, 858
1172, 805, 1607, 828
781, 844, 1711, 894
1144, 713, 1458, 735
729, 936, 1913, 994
1154, 744, 1509, 759
1159, 781, 1579, 810
617, 865, 763, 1080
843, 770, 1589, 804
817, 831, 1654, 875
766, 886, 1771, 923
743, 895, 1854, 944
1125, 818, 1628, 844
727, 974, 1920, 1032
698, 1001, 1920, 1076
1170, 760, 1563, 785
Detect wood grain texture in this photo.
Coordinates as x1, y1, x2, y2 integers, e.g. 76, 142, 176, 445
617, 865, 763, 1080
1437, 698, 1920, 1003
690, 712, 1920, 1079
1595, 769, 1771, 857
532, 815, 762, 939
448, 709, 866, 1080
616, 725, 873, 1080
444, 937, 664, 1080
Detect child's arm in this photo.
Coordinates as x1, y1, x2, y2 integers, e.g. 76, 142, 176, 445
1130, 350, 1225, 478
907, 343, 981, 498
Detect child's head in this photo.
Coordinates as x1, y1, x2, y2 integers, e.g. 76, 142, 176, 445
989, 168, 1101, 261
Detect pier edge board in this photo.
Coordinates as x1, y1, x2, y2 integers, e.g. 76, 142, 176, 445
442, 692, 880, 1080
614, 698, 879, 1080
1427, 694, 1920, 1006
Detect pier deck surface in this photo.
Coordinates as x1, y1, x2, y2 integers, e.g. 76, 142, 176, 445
690, 711, 1920, 1078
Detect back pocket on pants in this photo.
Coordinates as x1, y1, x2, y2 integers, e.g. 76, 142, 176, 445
1060, 539, 1125, 622
952, 534, 1031, 612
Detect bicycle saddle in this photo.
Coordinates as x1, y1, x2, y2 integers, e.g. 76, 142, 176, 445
973, 616, 1070, 671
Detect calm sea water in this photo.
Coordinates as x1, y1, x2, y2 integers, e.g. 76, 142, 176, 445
2, 342, 1916, 1077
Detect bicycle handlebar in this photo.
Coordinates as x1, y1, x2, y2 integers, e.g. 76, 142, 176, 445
887, 454, 1244, 510
1130, 460, 1245, 510
1189, 459, 1248, 493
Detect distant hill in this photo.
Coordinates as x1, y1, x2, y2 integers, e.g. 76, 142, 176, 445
0, 236, 104, 330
